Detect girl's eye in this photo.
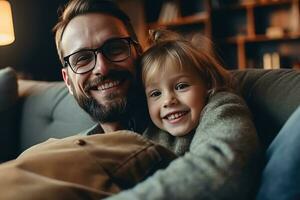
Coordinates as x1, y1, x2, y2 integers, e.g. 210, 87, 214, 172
175, 82, 189, 90
149, 90, 161, 98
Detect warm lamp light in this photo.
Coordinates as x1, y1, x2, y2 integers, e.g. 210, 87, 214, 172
0, 0, 15, 46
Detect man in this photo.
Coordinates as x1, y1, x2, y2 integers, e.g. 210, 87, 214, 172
51, 0, 259, 200
54, 0, 146, 133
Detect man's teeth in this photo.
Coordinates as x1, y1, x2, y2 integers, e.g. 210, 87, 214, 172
166, 112, 186, 120
97, 80, 120, 90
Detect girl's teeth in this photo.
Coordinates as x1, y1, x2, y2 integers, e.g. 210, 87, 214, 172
167, 112, 186, 120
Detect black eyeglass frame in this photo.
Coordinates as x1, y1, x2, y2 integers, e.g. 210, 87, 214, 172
63, 37, 138, 74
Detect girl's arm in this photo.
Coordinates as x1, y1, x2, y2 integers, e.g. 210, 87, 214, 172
105, 92, 260, 200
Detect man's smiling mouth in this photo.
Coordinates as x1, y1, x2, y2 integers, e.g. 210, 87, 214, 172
85, 70, 132, 93
94, 80, 121, 91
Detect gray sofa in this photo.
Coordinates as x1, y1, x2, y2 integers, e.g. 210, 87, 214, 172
1, 67, 300, 163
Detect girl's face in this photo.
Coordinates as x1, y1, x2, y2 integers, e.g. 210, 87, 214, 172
144, 65, 207, 136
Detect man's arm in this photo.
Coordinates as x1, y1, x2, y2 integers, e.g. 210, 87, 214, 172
105, 92, 260, 200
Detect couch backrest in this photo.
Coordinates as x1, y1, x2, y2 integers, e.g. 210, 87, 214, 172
232, 69, 300, 148
13, 69, 300, 154
17, 80, 96, 152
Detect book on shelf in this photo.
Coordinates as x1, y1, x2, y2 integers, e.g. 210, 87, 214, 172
272, 52, 280, 69
289, 1, 300, 35
263, 52, 281, 69
158, 1, 180, 23
263, 53, 272, 69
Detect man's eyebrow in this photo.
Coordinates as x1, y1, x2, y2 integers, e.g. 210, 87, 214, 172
63, 46, 91, 58
69, 36, 131, 55
70, 47, 92, 54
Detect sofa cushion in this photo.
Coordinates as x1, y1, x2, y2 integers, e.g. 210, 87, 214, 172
232, 69, 300, 149
0, 67, 18, 162
18, 80, 96, 151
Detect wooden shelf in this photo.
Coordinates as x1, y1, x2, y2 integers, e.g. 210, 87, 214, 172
250, 0, 293, 7
148, 13, 209, 29
212, 0, 294, 11
225, 32, 300, 43
142, 0, 300, 69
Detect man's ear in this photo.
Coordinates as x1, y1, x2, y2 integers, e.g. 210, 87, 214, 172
62, 68, 74, 95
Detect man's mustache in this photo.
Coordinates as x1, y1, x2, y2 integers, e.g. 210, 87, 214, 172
84, 70, 133, 92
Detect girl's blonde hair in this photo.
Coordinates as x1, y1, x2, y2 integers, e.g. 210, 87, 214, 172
140, 29, 234, 96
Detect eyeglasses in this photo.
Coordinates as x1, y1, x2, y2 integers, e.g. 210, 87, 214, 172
63, 37, 136, 74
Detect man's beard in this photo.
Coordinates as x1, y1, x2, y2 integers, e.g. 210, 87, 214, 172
70, 70, 137, 123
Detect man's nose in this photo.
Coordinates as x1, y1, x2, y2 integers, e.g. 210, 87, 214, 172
163, 92, 178, 108
92, 53, 110, 76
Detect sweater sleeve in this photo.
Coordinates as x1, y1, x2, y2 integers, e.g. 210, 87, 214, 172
104, 92, 260, 200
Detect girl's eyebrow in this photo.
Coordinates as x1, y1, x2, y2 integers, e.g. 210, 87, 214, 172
145, 74, 191, 87
144, 78, 160, 88
145, 83, 158, 91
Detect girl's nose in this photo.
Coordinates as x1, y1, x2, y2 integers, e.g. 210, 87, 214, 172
163, 93, 178, 108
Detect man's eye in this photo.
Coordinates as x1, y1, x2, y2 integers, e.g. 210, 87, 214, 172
105, 40, 128, 56
72, 53, 94, 67
76, 54, 93, 63
106, 44, 126, 55
175, 82, 189, 90
149, 90, 161, 98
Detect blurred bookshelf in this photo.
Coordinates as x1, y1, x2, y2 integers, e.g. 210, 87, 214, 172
139, 0, 300, 70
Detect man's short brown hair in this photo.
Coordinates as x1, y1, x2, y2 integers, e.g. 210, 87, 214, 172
53, 0, 139, 64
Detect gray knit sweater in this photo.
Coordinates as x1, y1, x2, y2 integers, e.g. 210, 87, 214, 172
105, 91, 260, 200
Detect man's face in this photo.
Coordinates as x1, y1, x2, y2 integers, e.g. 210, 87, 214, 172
60, 13, 139, 123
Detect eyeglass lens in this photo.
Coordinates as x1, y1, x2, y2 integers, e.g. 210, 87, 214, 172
68, 38, 131, 74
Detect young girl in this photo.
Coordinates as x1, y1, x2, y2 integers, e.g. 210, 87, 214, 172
141, 29, 237, 144
139, 29, 260, 199
141, 29, 233, 139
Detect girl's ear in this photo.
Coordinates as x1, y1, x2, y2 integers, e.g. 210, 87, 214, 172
61, 68, 74, 95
